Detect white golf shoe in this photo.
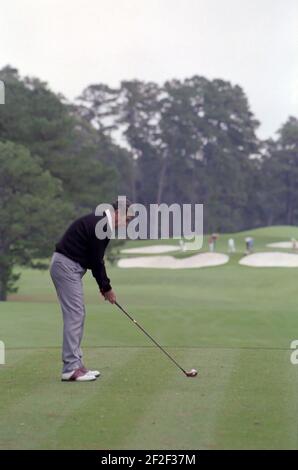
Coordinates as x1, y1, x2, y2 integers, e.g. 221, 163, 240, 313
82, 367, 101, 378
61, 367, 97, 382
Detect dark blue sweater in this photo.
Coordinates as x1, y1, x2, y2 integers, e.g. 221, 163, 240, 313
55, 213, 112, 293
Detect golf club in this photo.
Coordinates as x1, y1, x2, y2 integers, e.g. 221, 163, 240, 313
115, 301, 198, 377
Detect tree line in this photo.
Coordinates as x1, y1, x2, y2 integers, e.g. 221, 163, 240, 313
0, 65, 297, 299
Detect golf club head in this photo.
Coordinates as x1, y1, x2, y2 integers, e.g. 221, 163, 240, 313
185, 369, 198, 377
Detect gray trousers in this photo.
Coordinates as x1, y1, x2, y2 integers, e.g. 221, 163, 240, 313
50, 252, 87, 373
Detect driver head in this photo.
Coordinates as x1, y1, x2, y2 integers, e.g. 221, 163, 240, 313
185, 369, 198, 377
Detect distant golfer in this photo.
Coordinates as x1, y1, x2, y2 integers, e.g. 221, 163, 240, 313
245, 237, 254, 254
179, 239, 186, 252
228, 238, 236, 253
50, 199, 132, 382
208, 233, 219, 252
208, 235, 214, 252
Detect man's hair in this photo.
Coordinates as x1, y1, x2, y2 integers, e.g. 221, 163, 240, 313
112, 197, 132, 213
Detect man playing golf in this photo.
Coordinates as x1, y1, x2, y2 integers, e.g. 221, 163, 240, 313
50, 198, 131, 382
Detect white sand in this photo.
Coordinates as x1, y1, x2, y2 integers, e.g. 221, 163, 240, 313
239, 251, 298, 267
118, 252, 229, 269
121, 245, 179, 254
267, 242, 294, 249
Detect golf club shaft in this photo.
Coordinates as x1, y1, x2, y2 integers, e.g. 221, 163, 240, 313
115, 301, 187, 375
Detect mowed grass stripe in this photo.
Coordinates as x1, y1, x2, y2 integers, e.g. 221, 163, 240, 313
38, 348, 183, 449
212, 349, 298, 449
119, 348, 240, 450
0, 347, 140, 449
2, 295, 296, 351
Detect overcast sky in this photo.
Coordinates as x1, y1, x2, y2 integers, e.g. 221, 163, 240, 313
0, 0, 297, 138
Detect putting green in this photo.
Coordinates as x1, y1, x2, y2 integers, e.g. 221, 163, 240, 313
0, 228, 298, 449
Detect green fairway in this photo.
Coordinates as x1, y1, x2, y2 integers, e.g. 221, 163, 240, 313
1, 228, 298, 449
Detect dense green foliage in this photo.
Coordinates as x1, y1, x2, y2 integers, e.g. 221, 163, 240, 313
0, 141, 73, 299
79, 79, 298, 232
0, 67, 129, 297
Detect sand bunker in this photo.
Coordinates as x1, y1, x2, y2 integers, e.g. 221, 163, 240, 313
267, 241, 295, 249
239, 251, 298, 267
121, 245, 179, 254
118, 252, 229, 269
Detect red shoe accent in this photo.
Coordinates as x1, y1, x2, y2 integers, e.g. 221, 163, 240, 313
69, 368, 86, 380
